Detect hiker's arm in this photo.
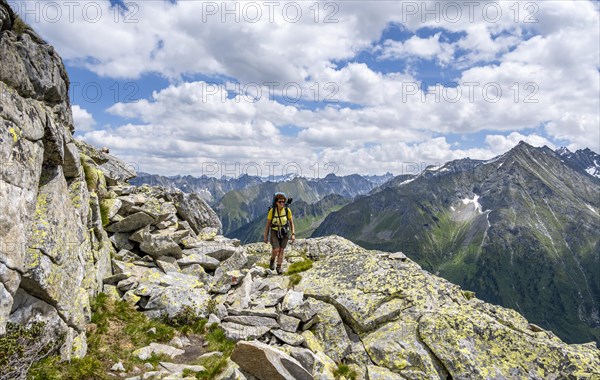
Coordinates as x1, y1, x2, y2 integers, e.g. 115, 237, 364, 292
264, 219, 271, 243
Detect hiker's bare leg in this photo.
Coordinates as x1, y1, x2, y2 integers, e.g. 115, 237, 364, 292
277, 248, 284, 266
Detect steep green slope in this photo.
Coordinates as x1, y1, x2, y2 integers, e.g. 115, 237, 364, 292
313, 142, 600, 344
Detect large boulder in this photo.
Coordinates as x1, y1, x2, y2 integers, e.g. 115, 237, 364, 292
169, 191, 222, 234
142, 286, 212, 319
231, 341, 314, 380
74, 139, 136, 185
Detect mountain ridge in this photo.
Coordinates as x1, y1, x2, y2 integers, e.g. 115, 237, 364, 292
313, 141, 600, 345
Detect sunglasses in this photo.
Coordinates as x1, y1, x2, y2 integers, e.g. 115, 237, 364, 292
277, 200, 286, 203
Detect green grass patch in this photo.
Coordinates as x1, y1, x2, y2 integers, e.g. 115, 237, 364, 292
333, 363, 357, 380
28, 293, 176, 379
256, 262, 270, 270
80, 155, 98, 192
99, 199, 111, 227
286, 259, 313, 275
12, 16, 30, 35
27, 294, 238, 379
194, 324, 235, 379
0, 322, 63, 380
288, 273, 302, 288
162, 305, 207, 336
462, 290, 476, 300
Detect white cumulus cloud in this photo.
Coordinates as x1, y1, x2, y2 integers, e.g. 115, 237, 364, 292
71, 105, 96, 132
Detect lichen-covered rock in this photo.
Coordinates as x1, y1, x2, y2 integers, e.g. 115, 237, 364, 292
129, 197, 177, 224
106, 211, 155, 233
291, 235, 364, 260
363, 317, 447, 379
21, 165, 91, 331
306, 300, 352, 362
272, 329, 305, 346
138, 230, 183, 259
9, 288, 84, 358
295, 237, 600, 379
231, 340, 314, 380
156, 256, 180, 274
178, 251, 221, 270
0, 6, 119, 357
419, 307, 599, 380
142, 286, 211, 319
366, 365, 407, 380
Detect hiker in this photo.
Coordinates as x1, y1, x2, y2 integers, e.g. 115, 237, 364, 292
263, 193, 295, 274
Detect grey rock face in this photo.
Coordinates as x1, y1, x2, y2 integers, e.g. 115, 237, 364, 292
221, 322, 271, 341
0, 29, 70, 106
170, 191, 222, 234
0, 9, 112, 359
132, 343, 185, 360
222, 315, 280, 329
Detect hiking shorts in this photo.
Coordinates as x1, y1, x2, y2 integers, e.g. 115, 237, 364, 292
270, 230, 289, 249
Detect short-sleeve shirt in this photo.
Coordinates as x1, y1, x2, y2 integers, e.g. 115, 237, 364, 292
268, 207, 292, 230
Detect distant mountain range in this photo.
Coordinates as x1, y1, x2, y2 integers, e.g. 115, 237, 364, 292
215, 174, 391, 234
131, 172, 393, 205
131, 172, 393, 235
313, 142, 600, 345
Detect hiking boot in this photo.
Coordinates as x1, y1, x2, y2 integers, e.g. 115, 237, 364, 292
269, 258, 275, 271
276, 266, 283, 275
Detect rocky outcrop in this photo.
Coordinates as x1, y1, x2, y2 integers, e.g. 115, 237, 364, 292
125, 235, 597, 380
98, 183, 242, 319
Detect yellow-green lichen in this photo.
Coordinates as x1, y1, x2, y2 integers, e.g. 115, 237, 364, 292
8, 127, 20, 143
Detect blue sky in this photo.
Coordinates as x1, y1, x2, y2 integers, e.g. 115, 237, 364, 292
10, 0, 600, 177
